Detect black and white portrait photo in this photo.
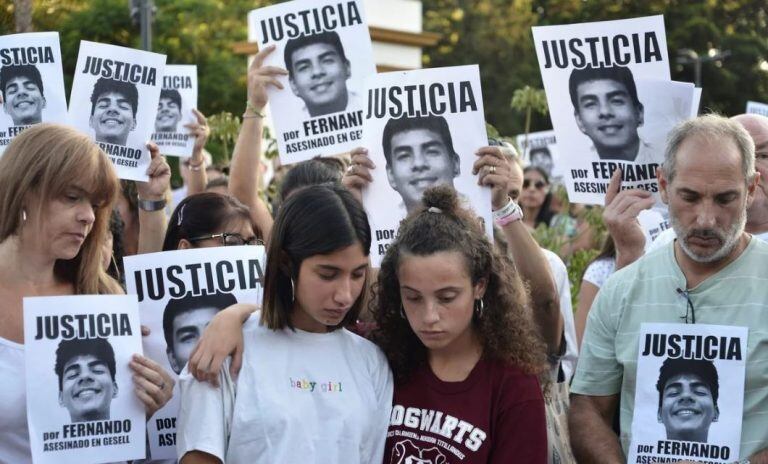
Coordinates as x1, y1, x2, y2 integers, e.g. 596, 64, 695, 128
529, 146, 554, 177
656, 357, 720, 443
163, 291, 238, 374
628, 323, 747, 464
284, 31, 356, 118
155, 88, 181, 133
89, 77, 138, 146
248, 0, 377, 164
569, 64, 648, 163
124, 245, 265, 459
382, 115, 460, 214
1, 64, 46, 126
24, 295, 146, 464
68, 41, 166, 181
151, 64, 197, 157
532, 15, 678, 205
0, 32, 68, 155
55, 337, 119, 423
362, 65, 493, 266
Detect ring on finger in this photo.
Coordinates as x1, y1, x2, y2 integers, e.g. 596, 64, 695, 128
347, 165, 356, 175
485, 165, 496, 174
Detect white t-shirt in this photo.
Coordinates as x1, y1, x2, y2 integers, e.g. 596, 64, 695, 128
0, 336, 31, 464
583, 257, 617, 289
646, 228, 768, 253
177, 318, 393, 464
542, 249, 578, 383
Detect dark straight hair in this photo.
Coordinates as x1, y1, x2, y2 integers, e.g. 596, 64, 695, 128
163, 192, 254, 251
262, 183, 371, 331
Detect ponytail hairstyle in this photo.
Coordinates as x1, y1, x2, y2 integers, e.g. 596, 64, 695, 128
163, 192, 256, 251
372, 185, 546, 383
262, 183, 371, 330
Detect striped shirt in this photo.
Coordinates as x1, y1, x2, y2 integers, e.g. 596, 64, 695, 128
572, 237, 768, 459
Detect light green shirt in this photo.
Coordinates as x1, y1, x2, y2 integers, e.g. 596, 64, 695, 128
572, 237, 768, 459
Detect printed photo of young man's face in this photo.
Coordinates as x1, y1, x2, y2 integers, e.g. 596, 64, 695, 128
657, 372, 719, 443
155, 96, 181, 133
288, 42, 350, 117
90, 91, 137, 145
3, 75, 45, 126
59, 354, 118, 423
574, 78, 643, 158
386, 128, 459, 213
166, 306, 218, 374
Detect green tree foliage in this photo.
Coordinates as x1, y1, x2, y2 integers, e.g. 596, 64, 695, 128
422, 0, 768, 135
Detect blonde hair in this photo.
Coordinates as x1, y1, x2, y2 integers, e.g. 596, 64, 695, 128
0, 124, 122, 294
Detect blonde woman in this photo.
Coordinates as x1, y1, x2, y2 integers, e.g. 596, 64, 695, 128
0, 124, 174, 463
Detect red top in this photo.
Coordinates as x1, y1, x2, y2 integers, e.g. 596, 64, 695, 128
384, 357, 547, 464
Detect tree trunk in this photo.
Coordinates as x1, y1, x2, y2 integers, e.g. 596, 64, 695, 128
14, 0, 33, 33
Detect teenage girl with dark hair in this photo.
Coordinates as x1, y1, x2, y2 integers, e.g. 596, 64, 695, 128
520, 165, 554, 230
373, 185, 548, 462
177, 183, 392, 463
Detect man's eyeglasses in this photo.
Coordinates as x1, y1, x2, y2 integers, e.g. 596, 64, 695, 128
188, 233, 263, 247
523, 179, 547, 190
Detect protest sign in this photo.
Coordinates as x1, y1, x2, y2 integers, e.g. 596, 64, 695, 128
124, 246, 266, 459
746, 101, 768, 117
247, 0, 376, 164
628, 323, 747, 464
515, 129, 563, 182
68, 41, 166, 181
24, 295, 145, 464
151, 64, 197, 157
0, 32, 68, 155
533, 15, 677, 205
361, 65, 492, 266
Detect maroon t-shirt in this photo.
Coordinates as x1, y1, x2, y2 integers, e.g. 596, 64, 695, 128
384, 357, 546, 464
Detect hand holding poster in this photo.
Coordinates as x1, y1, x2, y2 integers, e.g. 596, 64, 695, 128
532, 15, 675, 205
68, 41, 167, 181
247, 0, 376, 164
24, 295, 146, 464
0, 32, 68, 155
124, 245, 266, 459
361, 65, 492, 266
628, 323, 748, 464
151, 64, 198, 157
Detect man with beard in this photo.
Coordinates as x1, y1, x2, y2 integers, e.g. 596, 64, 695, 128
568, 114, 768, 464
155, 88, 182, 133
0, 64, 46, 126
89, 77, 138, 146
55, 337, 118, 423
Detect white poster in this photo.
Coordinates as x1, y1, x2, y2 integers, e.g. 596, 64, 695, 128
247, 0, 376, 164
151, 64, 197, 157
532, 15, 674, 205
361, 65, 492, 266
68, 41, 166, 181
746, 101, 768, 117
515, 129, 562, 182
0, 32, 68, 155
628, 323, 747, 464
24, 295, 146, 464
123, 246, 266, 459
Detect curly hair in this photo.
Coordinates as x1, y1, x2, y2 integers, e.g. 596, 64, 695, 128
371, 185, 547, 384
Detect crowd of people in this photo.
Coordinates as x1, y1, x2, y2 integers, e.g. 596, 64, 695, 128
1, 27, 768, 464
